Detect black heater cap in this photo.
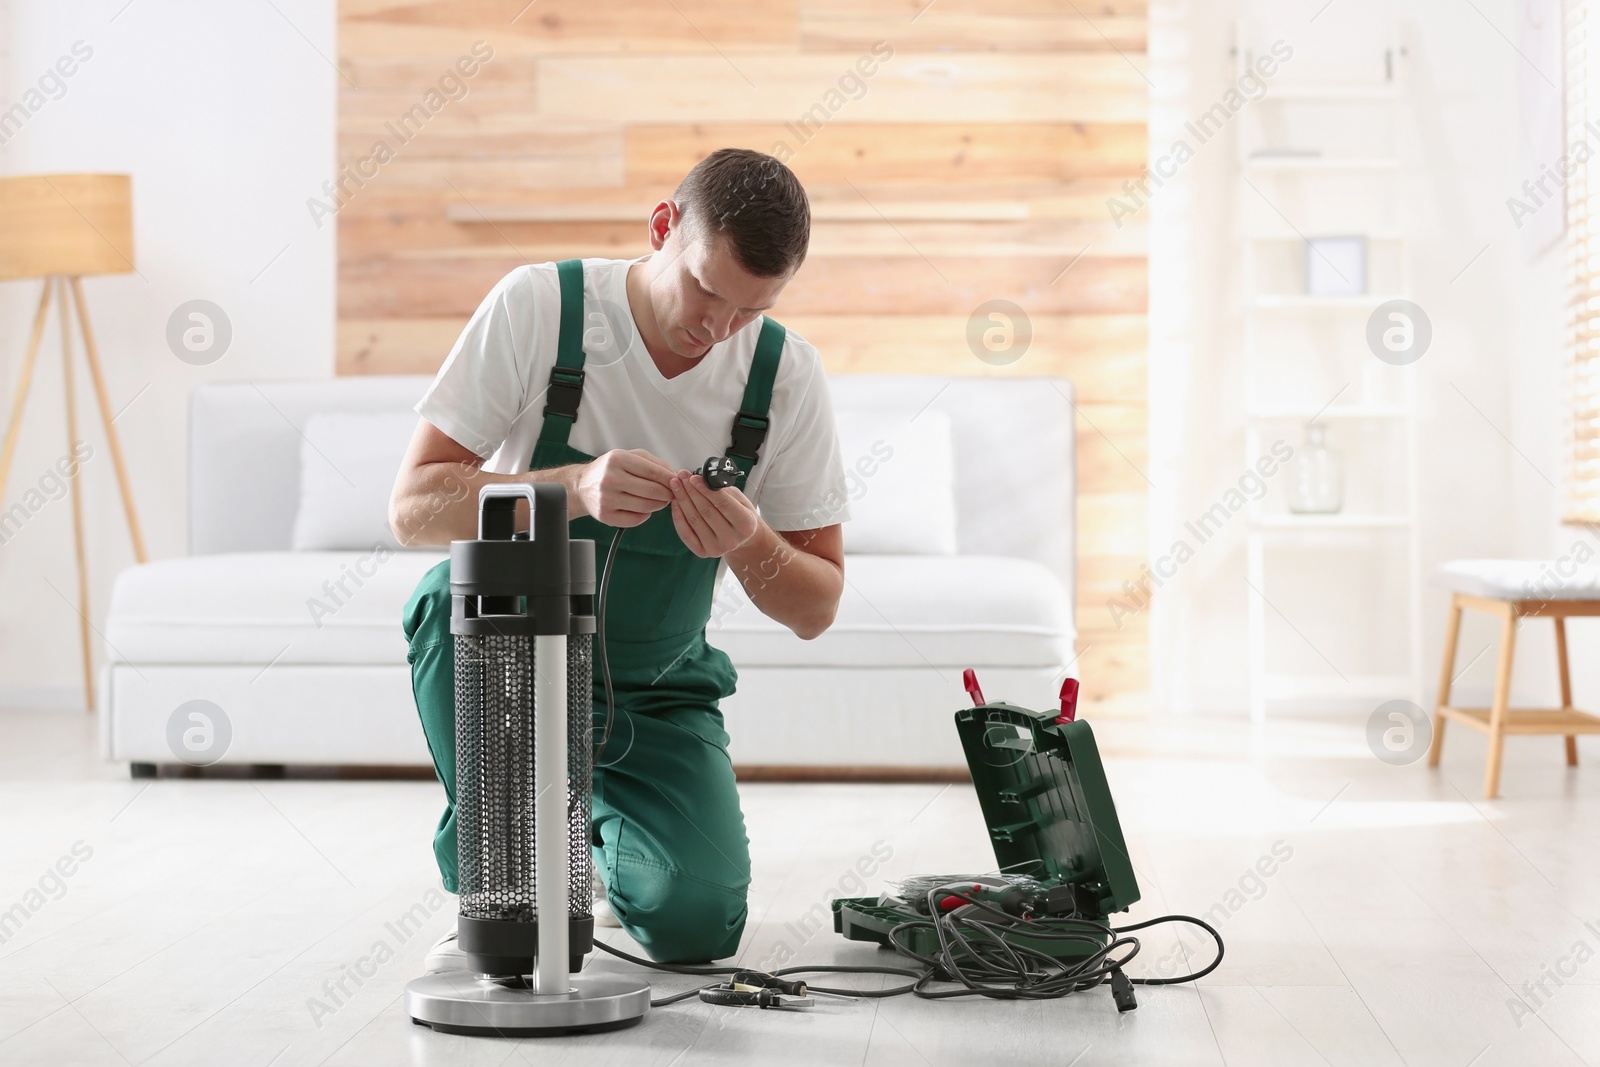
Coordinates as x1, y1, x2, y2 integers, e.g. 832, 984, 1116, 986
450, 484, 577, 637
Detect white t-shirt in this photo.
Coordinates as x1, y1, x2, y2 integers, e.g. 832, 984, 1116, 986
416, 257, 850, 532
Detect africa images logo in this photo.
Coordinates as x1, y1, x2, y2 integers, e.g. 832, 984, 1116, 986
166, 700, 232, 766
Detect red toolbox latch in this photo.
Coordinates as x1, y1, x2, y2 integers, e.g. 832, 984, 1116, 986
1057, 678, 1079, 723
962, 668, 986, 707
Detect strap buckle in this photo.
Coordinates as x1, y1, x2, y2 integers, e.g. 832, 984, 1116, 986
727, 411, 769, 461
542, 366, 586, 421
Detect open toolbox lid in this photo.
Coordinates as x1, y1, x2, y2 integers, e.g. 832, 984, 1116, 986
954, 700, 1141, 918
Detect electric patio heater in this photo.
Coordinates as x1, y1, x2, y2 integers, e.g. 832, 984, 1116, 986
406, 484, 650, 1035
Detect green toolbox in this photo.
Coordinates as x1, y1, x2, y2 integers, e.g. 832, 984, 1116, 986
832, 677, 1141, 963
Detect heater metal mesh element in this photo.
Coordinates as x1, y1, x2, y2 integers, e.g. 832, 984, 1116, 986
454, 632, 593, 923
566, 634, 595, 915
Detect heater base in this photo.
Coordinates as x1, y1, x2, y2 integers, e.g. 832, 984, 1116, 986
405, 972, 650, 1036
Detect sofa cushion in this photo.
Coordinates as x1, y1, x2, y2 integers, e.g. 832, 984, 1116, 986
291, 410, 419, 551
832, 408, 958, 555
105, 550, 448, 665
708, 554, 1073, 668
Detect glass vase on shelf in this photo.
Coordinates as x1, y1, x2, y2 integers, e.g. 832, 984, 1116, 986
1288, 423, 1344, 514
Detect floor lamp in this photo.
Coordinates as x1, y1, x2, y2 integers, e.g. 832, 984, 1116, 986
0, 174, 147, 711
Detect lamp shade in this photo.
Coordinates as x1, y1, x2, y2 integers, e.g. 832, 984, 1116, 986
0, 173, 134, 281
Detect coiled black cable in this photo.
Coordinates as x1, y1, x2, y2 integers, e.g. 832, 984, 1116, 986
885, 883, 1223, 1002
590, 882, 1221, 1011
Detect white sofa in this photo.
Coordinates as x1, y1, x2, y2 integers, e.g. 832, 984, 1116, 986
101, 375, 1076, 772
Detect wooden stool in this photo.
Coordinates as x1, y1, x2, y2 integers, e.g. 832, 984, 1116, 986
1428, 560, 1600, 798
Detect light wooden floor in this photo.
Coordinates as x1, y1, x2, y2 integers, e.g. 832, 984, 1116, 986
0, 709, 1596, 1066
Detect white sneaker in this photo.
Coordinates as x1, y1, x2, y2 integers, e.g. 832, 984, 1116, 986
593, 863, 622, 928
425, 927, 464, 973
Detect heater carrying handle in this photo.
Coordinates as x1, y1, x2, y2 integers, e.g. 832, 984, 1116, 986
459, 483, 573, 635
477, 482, 570, 546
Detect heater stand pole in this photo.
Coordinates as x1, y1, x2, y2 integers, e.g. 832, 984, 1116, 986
534, 633, 570, 994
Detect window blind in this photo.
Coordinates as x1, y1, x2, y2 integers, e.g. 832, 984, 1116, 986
1567, 0, 1600, 522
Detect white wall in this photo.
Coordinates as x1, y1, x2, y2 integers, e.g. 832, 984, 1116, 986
1146, 0, 1549, 714
0, 0, 335, 706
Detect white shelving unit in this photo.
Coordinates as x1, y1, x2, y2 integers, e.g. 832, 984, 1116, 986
1236, 25, 1424, 721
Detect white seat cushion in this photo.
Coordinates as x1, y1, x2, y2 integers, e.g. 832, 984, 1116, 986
709, 554, 1073, 668
833, 407, 958, 555
106, 551, 1073, 671
291, 410, 420, 552
106, 551, 448, 665
1434, 558, 1600, 601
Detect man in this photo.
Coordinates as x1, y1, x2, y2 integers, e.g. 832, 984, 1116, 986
391, 149, 849, 964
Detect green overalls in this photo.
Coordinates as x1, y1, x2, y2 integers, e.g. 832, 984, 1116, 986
402, 259, 786, 965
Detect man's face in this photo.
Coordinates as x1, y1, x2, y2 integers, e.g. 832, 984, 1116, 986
646, 203, 792, 360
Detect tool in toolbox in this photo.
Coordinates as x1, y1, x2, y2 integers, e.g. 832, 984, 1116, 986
833, 669, 1141, 964
695, 970, 848, 1010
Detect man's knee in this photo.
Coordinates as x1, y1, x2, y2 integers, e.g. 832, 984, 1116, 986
403, 564, 451, 637
610, 860, 748, 963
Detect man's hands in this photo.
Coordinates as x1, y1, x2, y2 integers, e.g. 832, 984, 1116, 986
559, 447, 838, 638
575, 449, 677, 527
669, 468, 760, 558
575, 450, 760, 559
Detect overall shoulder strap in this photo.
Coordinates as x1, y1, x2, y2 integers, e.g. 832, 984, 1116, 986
536, 258, 588, 448
727, 316, 786, 481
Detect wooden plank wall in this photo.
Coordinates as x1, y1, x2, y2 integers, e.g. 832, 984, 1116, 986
335, 0, 1150, 713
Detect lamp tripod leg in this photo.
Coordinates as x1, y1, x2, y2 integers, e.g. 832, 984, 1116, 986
57, 278, 96, 712
0, 280, 53, 511
68, 277, 147, 564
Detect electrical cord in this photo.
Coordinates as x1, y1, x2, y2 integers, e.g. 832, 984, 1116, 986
590, 882, 1221, 1013
592, 939, 927, 1007
1111, 913, 1226, 985
593, 527, 623, 763
884, 883, 1222, 1008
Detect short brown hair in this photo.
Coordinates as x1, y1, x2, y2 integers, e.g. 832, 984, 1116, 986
673, 148, 810, 278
